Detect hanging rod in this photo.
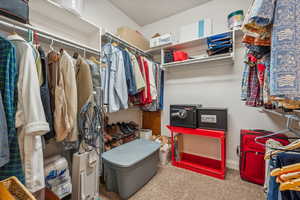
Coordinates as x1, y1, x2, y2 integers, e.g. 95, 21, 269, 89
0, 16, 100, 56
102, 31, 152, 58
260, 108, 300, 121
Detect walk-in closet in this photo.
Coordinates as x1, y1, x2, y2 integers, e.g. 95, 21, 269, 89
0, 0, 299, 200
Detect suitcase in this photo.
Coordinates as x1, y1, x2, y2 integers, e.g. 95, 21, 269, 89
239, 129, 290, 185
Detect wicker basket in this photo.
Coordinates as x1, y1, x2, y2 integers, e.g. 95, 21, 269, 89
0, 176, 36, 200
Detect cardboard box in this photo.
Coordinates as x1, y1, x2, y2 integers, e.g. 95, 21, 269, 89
150, 33, 173, 48
117, 27, 150, 51
179, 19, 213, 43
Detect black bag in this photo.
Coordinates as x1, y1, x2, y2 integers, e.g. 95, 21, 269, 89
0, 0, 29, 23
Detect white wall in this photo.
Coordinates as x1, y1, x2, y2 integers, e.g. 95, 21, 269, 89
141, 0, 249, 39
82, 0, 141, 34
140, 0, 285, 169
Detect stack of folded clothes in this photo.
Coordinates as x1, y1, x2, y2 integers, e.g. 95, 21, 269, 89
207, 32, 233, 56
104, 121, 140, 151
164, 50, 174, 63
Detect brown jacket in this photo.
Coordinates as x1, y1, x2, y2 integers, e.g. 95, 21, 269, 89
76, 57, 93, 112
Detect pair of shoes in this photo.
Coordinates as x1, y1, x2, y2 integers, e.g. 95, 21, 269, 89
117, 122, 139, 135
128, 121, 139, 131
122, 134, 137, 144
105, 144, 111, 151
117, 122, 131, 135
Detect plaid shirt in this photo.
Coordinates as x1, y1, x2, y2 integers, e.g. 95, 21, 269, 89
0, 36, 25, 183
246, 65, 263, 107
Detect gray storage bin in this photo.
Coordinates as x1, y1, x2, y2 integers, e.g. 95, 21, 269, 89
102, 139, 160, 199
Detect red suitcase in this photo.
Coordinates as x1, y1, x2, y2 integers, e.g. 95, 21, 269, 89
239, 129, 290, 185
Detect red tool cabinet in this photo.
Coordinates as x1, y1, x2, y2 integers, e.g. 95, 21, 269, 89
167, 125, 226, 179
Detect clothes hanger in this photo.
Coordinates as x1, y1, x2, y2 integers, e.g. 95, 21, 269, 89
73, 52, 79, 59
271, 163, 300, 177
33, 30, 40, 48
265, 139, 300, 159
279, 178, 300, 191
111, 39, 119, 47
10, 24, 18, 35
89, 56, 101, 65
50, 39, 54, 51
279, 171, 300, 182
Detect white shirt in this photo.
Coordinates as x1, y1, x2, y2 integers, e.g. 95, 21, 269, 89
145, 58, 158, 100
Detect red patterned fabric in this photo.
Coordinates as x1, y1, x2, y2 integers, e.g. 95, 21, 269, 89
137, 56, 152, 105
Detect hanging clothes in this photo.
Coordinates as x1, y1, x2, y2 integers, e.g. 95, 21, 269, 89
75, 56, 93, 112
86, 59, 102, 106
0, 91, 9, 167
159, 70, 164, 110
102, 43, 128, 112
59, 50, 78, 142
122, 50, 137, 95
48, 51, 70, 142
268, 152, 300, 200
241, 51, 250, 101
39, 47, 54, 141
145, 58, 158, 101
31, 44, 43, 86
142, 63, 163, 111
128, 51, 145, 92
245, 62, 263, 107
270, 0, 300, 99
0, 35, 25, 184
242, 0, 273, 46
7, 34, 49, 192
138, 56, 152, 105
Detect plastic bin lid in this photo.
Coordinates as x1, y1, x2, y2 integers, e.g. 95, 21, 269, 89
102, 139, 160, 167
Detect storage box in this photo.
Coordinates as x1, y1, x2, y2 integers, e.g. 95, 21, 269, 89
179, 19, 212, 43
102, 139, 160, 199
117, 27, 150, 51
150, 33, 173, 48
197, 108, 228, 131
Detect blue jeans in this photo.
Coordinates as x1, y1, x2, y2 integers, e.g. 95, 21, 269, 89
267, 156, 281, 200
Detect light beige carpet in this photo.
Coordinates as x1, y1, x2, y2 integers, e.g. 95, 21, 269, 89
100, 165, 265, 200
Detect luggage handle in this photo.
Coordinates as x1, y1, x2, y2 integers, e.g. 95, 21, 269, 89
236, 145, 240, 156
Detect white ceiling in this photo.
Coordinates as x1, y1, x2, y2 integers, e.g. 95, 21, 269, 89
108, 0, 211, 26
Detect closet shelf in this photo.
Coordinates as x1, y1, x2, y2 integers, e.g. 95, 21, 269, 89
29, 0, 100, 36
260, 108, 300, 121
147, 29, 242, 54
0, 16, 100, 56
162, 53, 233, 68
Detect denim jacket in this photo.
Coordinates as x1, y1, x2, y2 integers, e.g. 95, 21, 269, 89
122, 50, 137, 95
